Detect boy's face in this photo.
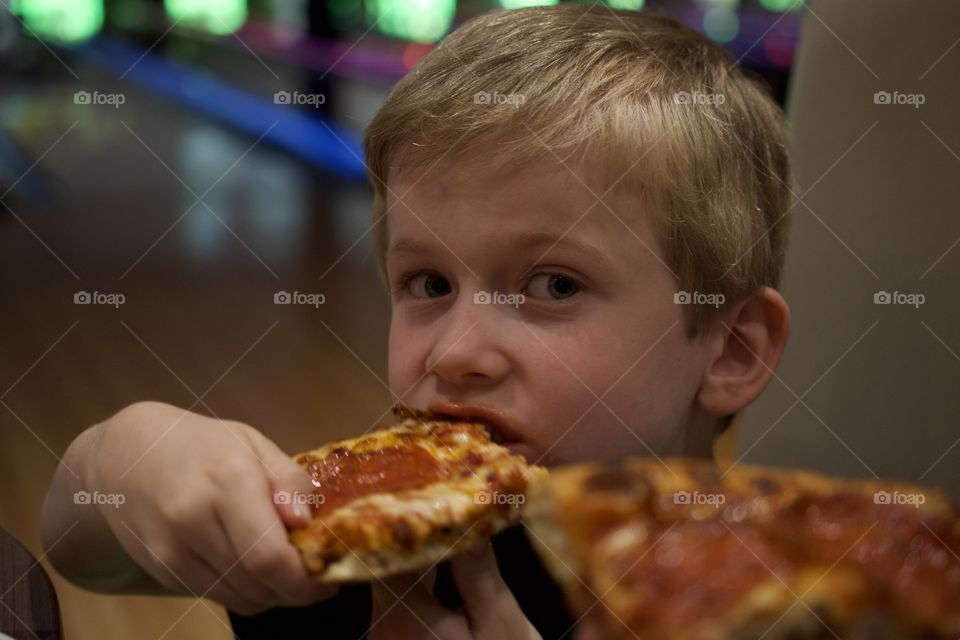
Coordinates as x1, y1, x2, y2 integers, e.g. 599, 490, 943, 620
384, 154, 715, 466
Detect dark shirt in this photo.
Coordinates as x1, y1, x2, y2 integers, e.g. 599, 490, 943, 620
229, 527, 574, 639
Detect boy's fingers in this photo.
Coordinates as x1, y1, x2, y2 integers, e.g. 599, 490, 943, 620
182, 512, 285, 606
370, 576, 465, 639
242, 434, 339, 603
247, 431, 316, 528
573, 620, 604, 640
184, 548, 272, 616
451, 542, 514, 607
216, 465, 336, 607
157, 545, 267, 616
451, 543, 539, 639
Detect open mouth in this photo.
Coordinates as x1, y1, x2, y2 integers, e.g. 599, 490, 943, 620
433, 412, 507, 444
475, 419, 507, 445
427, 401, 522, 449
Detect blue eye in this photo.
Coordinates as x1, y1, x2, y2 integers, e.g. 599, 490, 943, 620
406, 273, 452, 298
525, 273, 581, 300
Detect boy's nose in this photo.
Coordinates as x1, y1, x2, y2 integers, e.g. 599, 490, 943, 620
425, 302, 511, 388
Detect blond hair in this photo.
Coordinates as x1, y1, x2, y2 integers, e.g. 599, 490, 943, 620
364, 4, 792, 336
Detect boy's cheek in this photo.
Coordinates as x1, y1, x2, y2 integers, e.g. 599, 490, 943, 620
386, 327, 420, 397
534, 338, 700, 461
554, 400, 687, 463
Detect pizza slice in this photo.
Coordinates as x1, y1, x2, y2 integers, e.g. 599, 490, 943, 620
524, 457, 960, 640
287, 407, 546, 583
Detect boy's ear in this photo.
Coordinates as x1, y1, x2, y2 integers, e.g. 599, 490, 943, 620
696, 287, 790, 418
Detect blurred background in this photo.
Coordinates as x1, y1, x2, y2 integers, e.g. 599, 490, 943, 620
0, 0, 956, 638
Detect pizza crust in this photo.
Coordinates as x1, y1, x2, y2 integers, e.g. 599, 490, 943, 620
309, 506, 516, 583
291, 474, 531, 583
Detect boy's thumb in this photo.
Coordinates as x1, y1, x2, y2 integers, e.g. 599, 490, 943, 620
248, 431, 317, 529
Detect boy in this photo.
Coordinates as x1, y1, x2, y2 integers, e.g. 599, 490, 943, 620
41, 4, 791, 638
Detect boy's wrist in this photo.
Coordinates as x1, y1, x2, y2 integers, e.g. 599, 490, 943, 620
60, 414, 167, 593
80, 420, 108, 496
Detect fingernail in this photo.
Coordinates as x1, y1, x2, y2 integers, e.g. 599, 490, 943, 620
292, 502, 311, 521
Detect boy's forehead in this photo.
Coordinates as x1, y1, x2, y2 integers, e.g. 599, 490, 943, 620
389, 155, 572, 208
384, 155, 666, 269
386, 155, 643, 237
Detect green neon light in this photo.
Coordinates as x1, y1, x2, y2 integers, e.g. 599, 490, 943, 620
12, 0, 104, 43
164, 0, 248, 36
366, 0, 456, 43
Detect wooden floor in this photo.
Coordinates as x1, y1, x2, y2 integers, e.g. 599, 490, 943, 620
0, 69, 391, 639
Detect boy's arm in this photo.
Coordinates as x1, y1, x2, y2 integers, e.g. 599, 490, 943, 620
40, 401, 337, 613
41, 421, 164, 593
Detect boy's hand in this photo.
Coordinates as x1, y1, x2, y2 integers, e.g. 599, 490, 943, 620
90, 401, 335, 614
368, 543, 542, 640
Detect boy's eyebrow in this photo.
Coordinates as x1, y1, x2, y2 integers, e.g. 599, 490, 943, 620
512, 231, 610, 265
388, 238, 432, 255
388, 232, 611, 266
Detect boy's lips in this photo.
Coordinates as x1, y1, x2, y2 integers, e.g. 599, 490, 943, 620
427, 401, 525, 448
